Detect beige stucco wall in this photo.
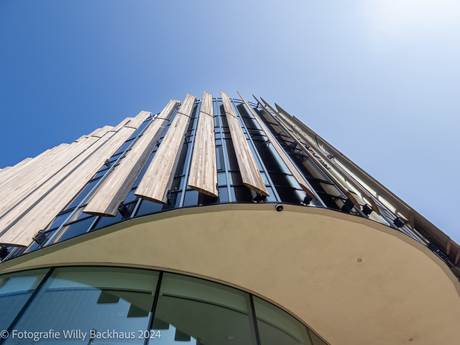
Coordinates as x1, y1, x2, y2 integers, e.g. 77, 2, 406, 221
1, 204, 459, 345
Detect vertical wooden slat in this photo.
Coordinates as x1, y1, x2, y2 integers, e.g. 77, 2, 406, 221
0, 137, 101, 231
274, 102, 382, 214
238, 92, 317, 200
188, 91, 218, 197
0, 157, 33, 185
84, 101, 180, 216
0, 144, 70, 200
135, 94, 196, 204
90, 126, 115, 138
0, 123, 139, 247
258, 98, 361, 209
0, 139, 102, 217
126, 111, 151, 129
114, 117, 135, 131
220, 91, 268, 196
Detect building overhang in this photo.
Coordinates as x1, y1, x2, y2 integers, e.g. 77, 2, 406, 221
1, 204, 459, 345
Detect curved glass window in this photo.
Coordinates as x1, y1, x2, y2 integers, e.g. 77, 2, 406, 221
0, 268, 48, 330
0, 267, 327, 345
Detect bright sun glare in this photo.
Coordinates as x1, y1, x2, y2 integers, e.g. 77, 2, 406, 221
366, 0, 460, 36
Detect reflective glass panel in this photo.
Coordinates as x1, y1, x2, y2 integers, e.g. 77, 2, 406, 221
150, 273, 258, 345
253, 296, 314, 345
135, 200, 165, 217
46, 212, 72, 231
5, 267, 159, 345
217, 172, 227, 186
54, 217, 96, 243
0, 269, 49, 330
231, 187, 253, 203
65, 179, 100, 210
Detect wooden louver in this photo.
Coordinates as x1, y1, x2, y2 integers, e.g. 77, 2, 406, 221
220, 91, 269, 196
188, 91, 218, 197
84, 101, 180, 216
135, 94, 196, 204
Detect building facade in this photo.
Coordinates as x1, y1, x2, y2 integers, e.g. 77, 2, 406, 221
0, 91, 459, 345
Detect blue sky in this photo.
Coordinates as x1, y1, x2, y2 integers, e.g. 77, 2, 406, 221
1, 0, 459, 242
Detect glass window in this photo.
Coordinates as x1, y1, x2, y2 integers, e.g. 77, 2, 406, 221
320, 183, 342, 197
0, 269, 49, 330
128, 120, 152, 140
269, 173, 301, 189
224, 139, 239, 171
108, 152, 123, 163
54, 217, 96, 243
114, 139, 134, 156
253, 296, 314, 345
135, 200, 165, 217
132, 152, 156, 189
260, 172, 270, 185
229, 172, 243, 186
5, 267, 159, 345
24, 232, 55, 253
0, 268, 328, 345
231, 187, 253, 203
197, 191, 219, 206
170, 177, 183, 193
247, 141, 264, 171
45, 211, 72, 231
276, 188, 304, 204
124, 189, 138, 204
92, 167, 109, 180
150, 273, 258, 345
290, 155, 326, 180
217, 172, 227, 186
217, 187, 229, 203
216, 146, 224, 171
264, 187, 277, 203
175, 143, 191, 176
68, 206, 93, 223
92, 202, 137, 231
65, 179, 100, 211
214, 115, 221, 127
183, 190, 199, 207
254, 142, 289, 174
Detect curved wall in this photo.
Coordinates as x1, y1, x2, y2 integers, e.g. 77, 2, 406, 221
1, 205, 459, 345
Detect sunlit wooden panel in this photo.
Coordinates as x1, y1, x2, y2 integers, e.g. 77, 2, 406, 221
85, 102, 180, 216
135, 94, 196, 204
0, 124, 139, 247
126, 111, 151, 129
0, 157, 32, 186
0, 137, 102, 232
0, 139, 100, 216
0, 144, 70, 200
240, 93, 317, 200
188, 92, 218, 197
220, 91, 268, 196
90, 126, 115, 138
114, 117, 135, 131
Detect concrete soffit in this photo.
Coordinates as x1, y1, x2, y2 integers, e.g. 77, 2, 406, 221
0, 204, 459, 345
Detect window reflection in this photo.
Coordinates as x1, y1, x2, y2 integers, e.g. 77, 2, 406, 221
0, 269, 49, 330
4, 267, 159, 345
0, 267, 328, 345
254, 296, 325, 345
150, 273, 258, 345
